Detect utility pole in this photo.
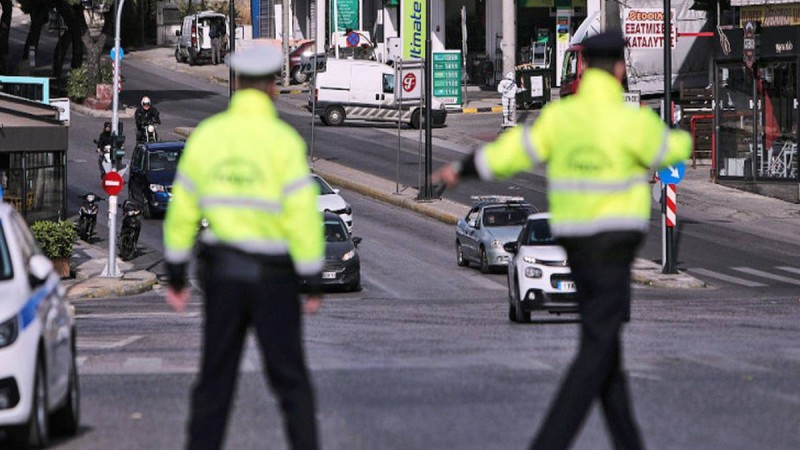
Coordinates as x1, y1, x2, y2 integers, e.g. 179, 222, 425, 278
662, 0, 676, 275
282, 0, 290, 86
101, 0, 126, 278
420, 0, 433, 199
501, 0, 516, 80
229, 0, 235, 98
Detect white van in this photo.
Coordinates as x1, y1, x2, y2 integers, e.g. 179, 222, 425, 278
311, 59, 447, 129
174, 11, 228, 66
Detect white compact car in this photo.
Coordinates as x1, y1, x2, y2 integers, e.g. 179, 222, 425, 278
0, 204, 79, 447
313, 174, 353, 232
504, 213, 578, 323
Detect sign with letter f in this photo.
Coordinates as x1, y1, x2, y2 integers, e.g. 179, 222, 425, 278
402, 0, 426, 59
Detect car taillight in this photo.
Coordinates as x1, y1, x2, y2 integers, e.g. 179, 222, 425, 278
315, 89, 318, 102
191, 24, 197, 46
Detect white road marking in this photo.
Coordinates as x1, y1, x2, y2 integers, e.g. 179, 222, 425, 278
776, 266, 800, 275
687, 268, 766, 287
123, 357, 163, 371
77, 335, 144, 350
76, 312, 201, 320
732, 267, 800, 286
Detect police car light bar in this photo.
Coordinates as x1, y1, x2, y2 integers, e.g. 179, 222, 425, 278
470, 195, 526, 204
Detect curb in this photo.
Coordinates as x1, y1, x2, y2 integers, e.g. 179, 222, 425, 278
65, 270, 158, 300
454, 105, 503, 114
71, 102, 136, 119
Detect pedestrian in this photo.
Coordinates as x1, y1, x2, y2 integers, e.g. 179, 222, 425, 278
433, 31, 692, 450
163, 43, 325, 450
497, 71, 523, 128
209, 20, 224, 65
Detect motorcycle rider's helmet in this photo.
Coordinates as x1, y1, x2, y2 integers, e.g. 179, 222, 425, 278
505, 72, 514, 80
141, 96, 151, 108
103, 121, 111, 130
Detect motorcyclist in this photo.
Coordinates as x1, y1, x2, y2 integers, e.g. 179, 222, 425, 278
135, 96, 161, 142
96, 121, 113, 177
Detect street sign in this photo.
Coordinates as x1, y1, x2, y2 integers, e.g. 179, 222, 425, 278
109, 47, 125, 61
743, 21, 755, 69
102, 171, 124, 196
300, 53, 327, 74
433, 51, 462, 106
657, 161, 686, 185
402, 72, 416, 93
346, 32, 360, 47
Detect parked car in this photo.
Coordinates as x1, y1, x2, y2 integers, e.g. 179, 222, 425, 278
0, 203, 80, 447
175, 11, 228, 66
321, 212, 361, 291
313, 174, 353, 232
455, 196, 538, 273
289, 40, 316, 84
504, 213, 578, 323
127, 141, 184, 219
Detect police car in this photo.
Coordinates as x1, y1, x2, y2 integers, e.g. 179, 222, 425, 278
504, 213, 578, 323
0, 203, 79, 447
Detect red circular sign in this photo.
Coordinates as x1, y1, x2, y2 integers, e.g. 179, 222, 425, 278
402, 73, 416, 93
102, 171, 124, 196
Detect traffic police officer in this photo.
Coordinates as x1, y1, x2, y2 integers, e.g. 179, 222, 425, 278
434, 31, 692, 449
163, 44, 324, 450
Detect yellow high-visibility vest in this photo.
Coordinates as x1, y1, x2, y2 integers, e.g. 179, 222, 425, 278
475, 69, 692, 237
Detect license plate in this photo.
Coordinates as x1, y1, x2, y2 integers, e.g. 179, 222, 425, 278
558, 281, 576, 291
322, 271, 337, 279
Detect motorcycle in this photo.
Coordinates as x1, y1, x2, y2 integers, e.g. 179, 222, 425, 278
139, 123, 159, 143
118, 200, 142, 261
77, 193, 103, 242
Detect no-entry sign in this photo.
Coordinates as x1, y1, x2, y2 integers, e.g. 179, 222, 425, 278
102, 171, 124, 196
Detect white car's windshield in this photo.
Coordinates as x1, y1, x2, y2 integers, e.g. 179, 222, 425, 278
0, 224, 12, 279
524, 219, 555, 245
314, 176, 336, 195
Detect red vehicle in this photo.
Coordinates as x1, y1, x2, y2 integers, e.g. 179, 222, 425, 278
289, 41, 316, 84
559, 44, 585, 98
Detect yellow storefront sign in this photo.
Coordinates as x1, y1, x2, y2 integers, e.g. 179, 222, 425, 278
740, 5, 800, 27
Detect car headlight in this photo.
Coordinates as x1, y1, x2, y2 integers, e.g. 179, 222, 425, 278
147, 124, 155, 133
525, 267, 543, 278
491, 239, 503, 248
150, 184, 165, 192
523, 256, 537, 264
0, 315, 19, 348
341, 250, 356, 262
344, 204, 352, 215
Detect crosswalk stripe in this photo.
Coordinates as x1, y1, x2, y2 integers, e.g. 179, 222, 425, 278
776, 266, 800, 275
732, 267, 800, 286
687, 268, 767, 287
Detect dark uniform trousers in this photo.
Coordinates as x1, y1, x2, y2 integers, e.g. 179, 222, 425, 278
188, 248, 319, 450
531, 231, 644, 450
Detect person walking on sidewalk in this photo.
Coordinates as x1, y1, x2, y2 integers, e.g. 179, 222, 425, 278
163, 44, 325, 450
433, 31, 691, 450
497, 71, 523, 129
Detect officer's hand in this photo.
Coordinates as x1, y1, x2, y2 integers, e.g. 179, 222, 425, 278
432, 162, 461, 188
304, 295, 322, 314
166, 287, 191, 313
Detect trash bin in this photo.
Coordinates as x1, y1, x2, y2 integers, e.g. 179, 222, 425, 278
516, 67, 552, 110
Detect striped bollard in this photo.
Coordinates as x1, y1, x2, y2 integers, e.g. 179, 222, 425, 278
663, 183, 677, 274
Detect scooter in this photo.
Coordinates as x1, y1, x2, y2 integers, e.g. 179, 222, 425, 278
95, 141, 112, 178
118, 200, 142, 261
77, 193, 103, 242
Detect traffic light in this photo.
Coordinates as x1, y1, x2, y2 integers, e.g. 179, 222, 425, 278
110, 132, 125, 165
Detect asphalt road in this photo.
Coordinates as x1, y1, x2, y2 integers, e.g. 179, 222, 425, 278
42, 188, 800, 450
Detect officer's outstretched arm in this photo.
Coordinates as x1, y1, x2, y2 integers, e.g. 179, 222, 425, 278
163, 145, 202, 291
637, 112, 693, 170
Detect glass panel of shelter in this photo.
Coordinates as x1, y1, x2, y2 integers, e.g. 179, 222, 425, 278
758, 61, 798, 180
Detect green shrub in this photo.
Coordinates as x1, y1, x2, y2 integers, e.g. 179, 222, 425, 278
66, 66, 91, 101
30, 220, 77, 259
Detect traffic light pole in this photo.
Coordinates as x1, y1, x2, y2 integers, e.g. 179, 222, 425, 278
101, 0, 126, 278
662, 0, 676, 275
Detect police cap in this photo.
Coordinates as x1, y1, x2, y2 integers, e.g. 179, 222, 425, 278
582, 31, 625, 60
227, 44, 283, 76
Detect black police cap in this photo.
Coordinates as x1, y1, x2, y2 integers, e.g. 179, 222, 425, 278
582, 31, 625, 60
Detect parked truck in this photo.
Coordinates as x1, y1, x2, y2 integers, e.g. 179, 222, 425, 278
560, 1, 712, 98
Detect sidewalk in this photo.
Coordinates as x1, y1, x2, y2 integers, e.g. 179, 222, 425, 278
63, 240, 157, 300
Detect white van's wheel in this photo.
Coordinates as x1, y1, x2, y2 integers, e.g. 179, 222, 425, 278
324, 106, 345, 126
174, 48, 182, 62
410, 109, 421, 129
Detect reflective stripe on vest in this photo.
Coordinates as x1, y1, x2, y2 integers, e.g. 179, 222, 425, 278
200, 230, 289, 254
521, 124, 541, 165
174, 173, 197, 194
283, 175, 314, 197
165, 247, 192, 264
475, 148, 494, 181
548, 175, 649, 193
551, 217, 649, 237
650, 129, 670, 169
199, 196, 282, 213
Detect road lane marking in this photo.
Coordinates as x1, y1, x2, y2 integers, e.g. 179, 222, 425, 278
123, 357, 163, 371
687, 268, 766, 287
732, 267, 800, 286
776, 266, 800, 275
76, 312, 201, 320
77, 335, 144, 350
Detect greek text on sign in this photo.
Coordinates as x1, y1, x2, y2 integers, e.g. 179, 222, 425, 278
402, 73, 417, 93
623, 8, 676, 49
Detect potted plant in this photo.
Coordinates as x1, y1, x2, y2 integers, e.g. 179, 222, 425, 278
30, 220, 77, 278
